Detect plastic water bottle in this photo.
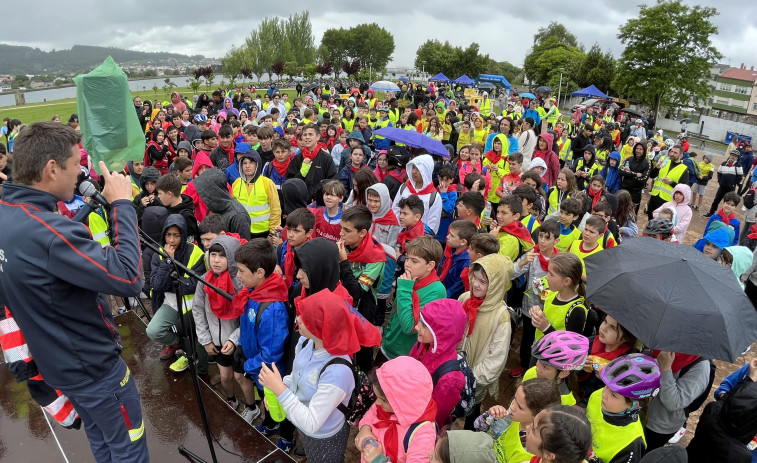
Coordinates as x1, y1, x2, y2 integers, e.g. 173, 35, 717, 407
483, 201, 492, 220
486, 413, 512, 438
263, 387, 286, 422
361, 437, 379, 451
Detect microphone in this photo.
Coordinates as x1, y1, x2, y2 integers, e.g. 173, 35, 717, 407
79, 181, 110, 210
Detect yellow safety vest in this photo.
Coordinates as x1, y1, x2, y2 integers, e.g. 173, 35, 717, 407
373, 119, 392, 140
521, 214, 540, 236
586, 390, 645, 463
576, 159, 601, 179
131, 178, 141, 199
535, 292, 587, 341
546, 106, 560, 125
557, 138, 572, 162
480, 99, 492, 117
596, 149, 609, 163
548, 188, 569, 215
367, 98, 377, 108
494, 419, 532, 463
88, 209, 110, 247
523, 366, 577, 406
342, 118, 356, 133
232, 177, 271, 234
388, 108, 400, 125
650, 160, 688, 202
484, 156, 508, 204
157, 244, 205, 313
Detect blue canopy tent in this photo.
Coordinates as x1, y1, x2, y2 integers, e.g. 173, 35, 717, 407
571, 84, 611, 99
430, 73, 451, 83
477, 74, 511, 90
453, 75, 475, 86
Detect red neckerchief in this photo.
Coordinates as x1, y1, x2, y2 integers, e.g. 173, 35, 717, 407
438, 245, 467, 281
462, 294, 484, 336
231, 273, 289, 320
301, 145, 320, 161
588, 186, 602, 210
502, 221, 534, 246
485, 150, 504, 165
590, 337, 631, 361
373, 208, 399, 227
283, 242, 297, 287
374, 398, 437, 463
204, 270, 240, 319
405, 179, 436, 196
411, 272, 440, 326
533, 245, 558, 272
296, 281, 354, 306
461, 266, 470, 292
748, 224, 757, 240
220, 141, 235, 165
272, 156, 291, 177
387, 169, 406, 183
347, 234, 385, 264
397, 219, 425, 253
718, 209, 736, 226
349, 165, 360, 173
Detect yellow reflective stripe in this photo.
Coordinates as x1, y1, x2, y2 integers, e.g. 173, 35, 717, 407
129, 420, 145, 442
243, 204, 269, 212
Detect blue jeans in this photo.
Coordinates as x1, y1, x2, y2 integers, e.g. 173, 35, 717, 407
60, 357, 149, 463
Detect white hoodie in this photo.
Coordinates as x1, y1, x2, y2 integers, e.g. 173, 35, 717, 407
391, 154, 443, 233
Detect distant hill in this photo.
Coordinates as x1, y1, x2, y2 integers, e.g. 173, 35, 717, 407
0, 44, 208, 75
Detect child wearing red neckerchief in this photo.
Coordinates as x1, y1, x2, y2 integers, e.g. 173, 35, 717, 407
438, 220, 476, 300
233, 238, 291, 432
275, 208, 315, 289
489, 195, 535, 266
509, 219, 560, 378
336, 206, 386, 372
312, 180, 345, 243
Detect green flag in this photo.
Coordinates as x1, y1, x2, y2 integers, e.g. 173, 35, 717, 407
74, 56, 144, 174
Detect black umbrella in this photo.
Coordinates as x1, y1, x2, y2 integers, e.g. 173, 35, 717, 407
622, 107, 643, 117
585, 237, 757, 362
535, 86, 552, 94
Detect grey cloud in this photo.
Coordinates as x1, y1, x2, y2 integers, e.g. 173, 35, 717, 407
0, 0, 752, 71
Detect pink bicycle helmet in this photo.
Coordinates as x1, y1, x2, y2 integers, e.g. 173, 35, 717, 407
531, 331, 589, 371
599, 353, 661, 399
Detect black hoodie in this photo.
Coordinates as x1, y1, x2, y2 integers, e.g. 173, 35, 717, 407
292, 238, 341, 299
193, 169, 252, 240
280, 178, 309, 217
687, 377, 757, 463
141, 205, 169, 295
149, 214, 207, 310
132, 166, 161, 221
163, 193, 199, 244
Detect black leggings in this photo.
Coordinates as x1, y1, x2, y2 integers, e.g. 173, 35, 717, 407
519, 316, 536, 369
643, 428, 675, 452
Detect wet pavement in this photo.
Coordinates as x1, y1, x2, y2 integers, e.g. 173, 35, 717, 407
0, 311, 293, 463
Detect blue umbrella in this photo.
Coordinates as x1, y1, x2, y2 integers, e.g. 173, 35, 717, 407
398, 77, 409, 82
373, 127, 449, 158
370, 80, 401, 92
520, 92, 536, 100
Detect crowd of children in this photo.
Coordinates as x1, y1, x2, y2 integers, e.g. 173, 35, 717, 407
9, 85, 757, 463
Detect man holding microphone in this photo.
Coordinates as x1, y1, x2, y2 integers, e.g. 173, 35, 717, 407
0, 121, 148, 462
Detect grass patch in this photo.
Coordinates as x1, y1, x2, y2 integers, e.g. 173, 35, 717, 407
0, 86, 304, 124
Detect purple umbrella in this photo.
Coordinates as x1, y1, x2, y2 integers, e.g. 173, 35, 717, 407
373, 127, 449, 158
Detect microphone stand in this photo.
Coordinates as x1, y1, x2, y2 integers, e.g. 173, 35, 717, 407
139, 229, 231, 463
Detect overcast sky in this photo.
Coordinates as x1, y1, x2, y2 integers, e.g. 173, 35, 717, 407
1, 0, 754, 71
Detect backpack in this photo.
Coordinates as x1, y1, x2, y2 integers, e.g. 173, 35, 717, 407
681, 357, 717, 417
377, 242, 398, 301
318, 354, 375, 426
431, 352, 477, 419
744, 185, 757, 210
402, 421, 437, 453
255, 301, 295, 367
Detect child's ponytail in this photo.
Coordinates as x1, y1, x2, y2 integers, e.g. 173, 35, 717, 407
549, 253, 584, 298
576, 279, 586, 299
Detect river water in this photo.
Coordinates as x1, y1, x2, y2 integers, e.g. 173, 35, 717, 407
0, 76, 230, 108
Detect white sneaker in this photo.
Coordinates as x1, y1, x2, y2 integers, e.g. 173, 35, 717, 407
667, 426, 686, 444
240, 404, 261, 424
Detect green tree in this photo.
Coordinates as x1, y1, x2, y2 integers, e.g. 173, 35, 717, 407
284, 11, 316, 66
318, 24, 395, 74
222, 45, 244, 83
205, 72, 215, 91
524, 34, 585, 85
533, 21, 580, 48
613, 0, 721, 114
152, 84, 159, 98
188, 77, 201, 95
575, 44, 616, 94
302, 63, 317, 80
485, 59, 524, 84
283, 61, 300, 80
415, 40, 489, 80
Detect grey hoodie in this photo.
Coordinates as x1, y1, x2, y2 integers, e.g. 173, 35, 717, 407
193, 169, 252, 240
366, 183, 401, 247
193, 235, 243, 347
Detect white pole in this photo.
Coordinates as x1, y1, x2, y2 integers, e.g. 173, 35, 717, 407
557, 71, 564, 109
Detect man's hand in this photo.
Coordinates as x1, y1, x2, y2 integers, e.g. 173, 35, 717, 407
99, 161, 133, 203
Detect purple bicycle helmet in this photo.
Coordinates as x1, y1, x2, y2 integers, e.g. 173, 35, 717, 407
531, 331, 589, 371
599, 353, 661, 399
